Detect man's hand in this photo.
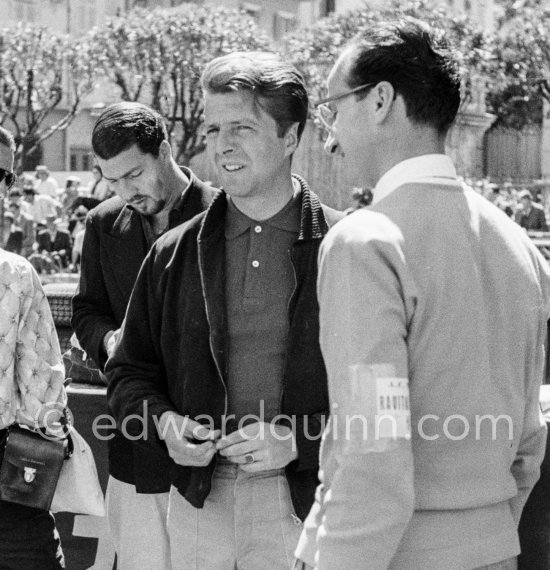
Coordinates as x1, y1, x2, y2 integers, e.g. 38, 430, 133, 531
216, 421, 297, 472
104, 328, 121, 358
159, 411, 221, 467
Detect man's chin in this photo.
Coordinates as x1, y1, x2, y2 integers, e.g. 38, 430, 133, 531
129, 202, 164, 217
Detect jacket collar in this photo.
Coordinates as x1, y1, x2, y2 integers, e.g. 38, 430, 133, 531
198, 173, 328, 243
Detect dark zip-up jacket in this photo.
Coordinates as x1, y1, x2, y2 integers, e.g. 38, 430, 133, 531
106, 177, 343, 519
72, 168, 217, 492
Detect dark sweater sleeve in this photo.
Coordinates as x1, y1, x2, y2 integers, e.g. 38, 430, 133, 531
71, 214, 118, 368
106, 245, 176, 452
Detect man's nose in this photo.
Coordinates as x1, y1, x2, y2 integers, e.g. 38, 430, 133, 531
217, 130, 236, 155
115, 177, 132, 197
324, 131, 340, 155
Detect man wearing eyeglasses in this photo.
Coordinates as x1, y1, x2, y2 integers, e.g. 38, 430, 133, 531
295, 19, 550, 570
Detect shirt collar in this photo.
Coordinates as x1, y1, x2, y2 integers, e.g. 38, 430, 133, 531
372, 154, 457, 205
224, 187, 301, 240
171, 166, 193, 214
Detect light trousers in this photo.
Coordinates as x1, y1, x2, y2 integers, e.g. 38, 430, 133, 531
106, 476, 171, 570
292, 554, 518, 569
168, 462, 303, 570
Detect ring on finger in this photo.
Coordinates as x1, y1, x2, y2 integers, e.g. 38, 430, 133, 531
244, 452, 255, 464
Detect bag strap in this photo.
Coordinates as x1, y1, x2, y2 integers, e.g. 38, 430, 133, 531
59, 409, 74, 459
9, 408, 74, 459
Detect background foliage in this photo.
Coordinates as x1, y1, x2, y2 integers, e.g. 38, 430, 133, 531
82, 6, 270, 164
1, 1, 550, 168
0, 23, 96, 170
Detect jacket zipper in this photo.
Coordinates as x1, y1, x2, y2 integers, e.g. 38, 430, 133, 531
280, 246, 299, 418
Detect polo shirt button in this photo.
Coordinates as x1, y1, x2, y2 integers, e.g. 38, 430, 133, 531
254, 225, 262, 233
252, 260, 260, 268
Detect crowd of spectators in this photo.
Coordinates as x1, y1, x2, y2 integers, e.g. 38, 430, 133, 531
0, 163, 113, 273
349, 178, 550, 233
467, 178, 550, 232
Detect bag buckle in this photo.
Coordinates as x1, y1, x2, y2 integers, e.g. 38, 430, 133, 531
23, 467, 36, 483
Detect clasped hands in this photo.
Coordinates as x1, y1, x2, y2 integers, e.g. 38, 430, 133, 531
159, 412, 297, 471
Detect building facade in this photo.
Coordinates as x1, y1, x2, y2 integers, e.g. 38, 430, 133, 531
2, 0, 517, 179
0, 0, 127, 33
0, 0, 306, 171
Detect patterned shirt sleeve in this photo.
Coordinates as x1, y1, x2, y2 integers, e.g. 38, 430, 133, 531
0, 253, 66, 429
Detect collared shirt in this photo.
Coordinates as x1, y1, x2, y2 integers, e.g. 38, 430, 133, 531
139, 176, 192, 248
373, 154, 457, 205
224, 191, 301, 430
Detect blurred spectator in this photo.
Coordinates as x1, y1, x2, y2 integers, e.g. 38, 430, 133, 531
345, 187, 373, 214
7, 187, 31, 216
36, 213, 71, 268
8, 201, 34, 256
0, 211, 22, 254
35, 165, 59, 198
516, 189, 548, 231
485, 183, 500, 204
70, 166, 112, 214
61, 175, 81, 214
87, 165, 112, 202
68, 205, 88, 240
71, 223, 86, 272
23, 186, 61, 228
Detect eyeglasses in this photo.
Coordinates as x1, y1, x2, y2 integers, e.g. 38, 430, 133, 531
314, 82, 375, 132
0, 168, 15, 190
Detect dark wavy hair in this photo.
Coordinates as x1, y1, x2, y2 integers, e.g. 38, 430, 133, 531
344, 19, 461, 134
201, 52, 309, 142
92, 102, 168, 159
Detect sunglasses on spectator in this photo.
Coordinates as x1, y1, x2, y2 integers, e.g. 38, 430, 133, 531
314, 82, 375, 131
0, 168, 15, 189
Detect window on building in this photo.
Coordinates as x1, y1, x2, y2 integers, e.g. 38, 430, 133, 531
320, 0, 335, 18
464, 0, 471, 11
273, 11, 297, 41
15, 0, 36, 22
241, 2, 261, 24
76, 0, 96, 30
70, 148, 93, 172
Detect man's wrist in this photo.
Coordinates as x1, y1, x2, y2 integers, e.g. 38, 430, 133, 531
159, 410, 178, 438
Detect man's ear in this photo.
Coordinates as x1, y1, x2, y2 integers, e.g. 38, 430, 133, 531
283, 122, 300, 157
159, 139, 172, 161
372, 81, 395, 125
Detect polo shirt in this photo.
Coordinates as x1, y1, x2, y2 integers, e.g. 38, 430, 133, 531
224, 191, 301, 432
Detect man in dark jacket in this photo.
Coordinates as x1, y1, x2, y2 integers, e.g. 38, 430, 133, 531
516, 189, 548, 231
107, 52, 342, 570
36, 213, 72, 267
0, 212, 23, 254
71, 102, 217, 569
